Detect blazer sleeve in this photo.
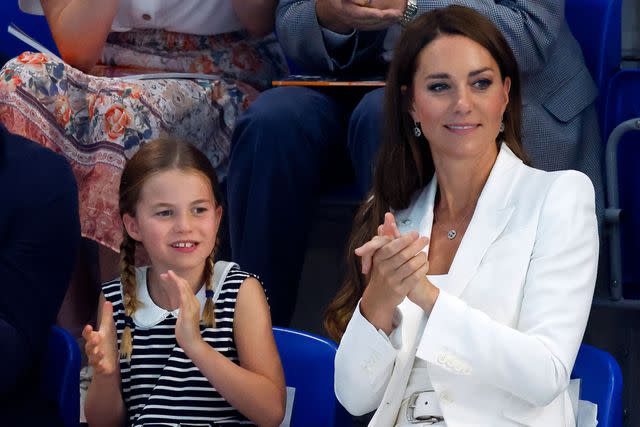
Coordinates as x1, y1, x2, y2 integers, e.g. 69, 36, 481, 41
335, 302, 401, 416
416, 0, 564, 76
275, 0, 386, 74
416, 171, 598, 407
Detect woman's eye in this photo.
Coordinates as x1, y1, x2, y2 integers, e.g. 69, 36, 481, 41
428, 82, 449, 92
473, 79, 492, 90
155, 210, 172, 217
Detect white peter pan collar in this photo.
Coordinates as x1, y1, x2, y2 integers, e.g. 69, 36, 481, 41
128, 262, 237, 329
131, 266, 206, 329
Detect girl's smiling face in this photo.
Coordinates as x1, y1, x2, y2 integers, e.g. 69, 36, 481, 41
123, 168, 221, 281
410, 34, 510, 164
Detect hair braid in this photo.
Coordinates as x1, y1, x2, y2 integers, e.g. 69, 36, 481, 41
201, 253, 216, 328
119, 234, 139, 359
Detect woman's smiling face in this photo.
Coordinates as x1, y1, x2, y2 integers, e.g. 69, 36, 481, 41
410, 34, 511, 163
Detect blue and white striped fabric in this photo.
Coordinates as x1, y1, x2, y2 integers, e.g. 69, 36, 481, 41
102, 263, 257, 426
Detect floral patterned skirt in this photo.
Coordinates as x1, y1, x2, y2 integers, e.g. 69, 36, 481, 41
0, 29, 288, 251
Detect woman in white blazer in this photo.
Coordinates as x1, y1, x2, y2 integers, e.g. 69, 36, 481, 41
324, 6, 598, 427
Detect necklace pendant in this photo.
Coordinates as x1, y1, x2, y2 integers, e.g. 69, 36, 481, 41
447, 229, 457, 240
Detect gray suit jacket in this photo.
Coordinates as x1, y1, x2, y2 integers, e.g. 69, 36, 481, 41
276, 0, 604, 219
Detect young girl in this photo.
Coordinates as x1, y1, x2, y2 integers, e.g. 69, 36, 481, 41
82, 138, 285, 427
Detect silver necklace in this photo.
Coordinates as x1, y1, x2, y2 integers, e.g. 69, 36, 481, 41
434, 204, 476, 240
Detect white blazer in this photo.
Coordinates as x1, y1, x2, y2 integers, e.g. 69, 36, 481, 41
335, 144, 598, 427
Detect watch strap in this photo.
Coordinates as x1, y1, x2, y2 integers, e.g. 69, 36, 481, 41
399, 0, 418, 28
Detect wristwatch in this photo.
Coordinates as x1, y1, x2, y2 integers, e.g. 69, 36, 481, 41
399, 0, 418, 28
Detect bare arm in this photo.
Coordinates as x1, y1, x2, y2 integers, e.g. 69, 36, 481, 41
185, 277, 286, 426
40, 0, 119, 72
83, 294, 126, 427
232, 0, 277, 37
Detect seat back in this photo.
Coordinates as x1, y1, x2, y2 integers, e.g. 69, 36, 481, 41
0, 2, 58, 64
41, 325, 81, 427
571, 344, 623, 427
565, 0, 621, 100
273, 327, 350, 427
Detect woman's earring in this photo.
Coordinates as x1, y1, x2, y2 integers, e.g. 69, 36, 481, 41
414, 122, 422, 138
499, 121, 505, 132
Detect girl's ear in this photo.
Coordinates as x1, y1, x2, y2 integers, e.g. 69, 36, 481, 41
214, 205, 223, 224
123, 213, 142, 242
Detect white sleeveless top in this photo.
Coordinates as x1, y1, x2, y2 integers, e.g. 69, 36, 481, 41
19, 0, 243, 36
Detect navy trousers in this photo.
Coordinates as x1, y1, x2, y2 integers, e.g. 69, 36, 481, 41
227, 86, 384, 326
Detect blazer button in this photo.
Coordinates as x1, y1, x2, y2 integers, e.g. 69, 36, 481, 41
437, 353, 446, 364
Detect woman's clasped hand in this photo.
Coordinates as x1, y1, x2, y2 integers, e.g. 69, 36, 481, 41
357, 212, 439, 333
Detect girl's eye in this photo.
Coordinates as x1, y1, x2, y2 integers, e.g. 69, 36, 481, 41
155, 210, 172, 217
473, 79, 492, 90
428, 82, 449, 92
192, 206, 208, 215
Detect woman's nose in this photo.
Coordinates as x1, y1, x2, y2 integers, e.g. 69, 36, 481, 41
454, 87, 472, 113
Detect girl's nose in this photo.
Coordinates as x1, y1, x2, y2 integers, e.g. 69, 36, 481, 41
173, 212, 193, 232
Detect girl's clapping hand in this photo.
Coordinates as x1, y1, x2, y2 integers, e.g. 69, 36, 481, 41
82, 301, 118, 376
161, 270, 203, 351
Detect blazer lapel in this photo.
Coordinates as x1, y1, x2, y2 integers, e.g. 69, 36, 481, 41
447, 145, 520, 297
394, 177, 437, 258
447, 207, 514, 297
397, 144, 522, 297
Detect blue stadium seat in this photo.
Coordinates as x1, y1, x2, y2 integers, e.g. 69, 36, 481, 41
273, 327, 351, 427
565, 0, 622, 117
0, 2, 58, 64
603, 70, 640, 298
571, 344, 623, 427
41, 325, 81, 427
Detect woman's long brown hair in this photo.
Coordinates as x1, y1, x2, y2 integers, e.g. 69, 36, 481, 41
324, 5, 529, 341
